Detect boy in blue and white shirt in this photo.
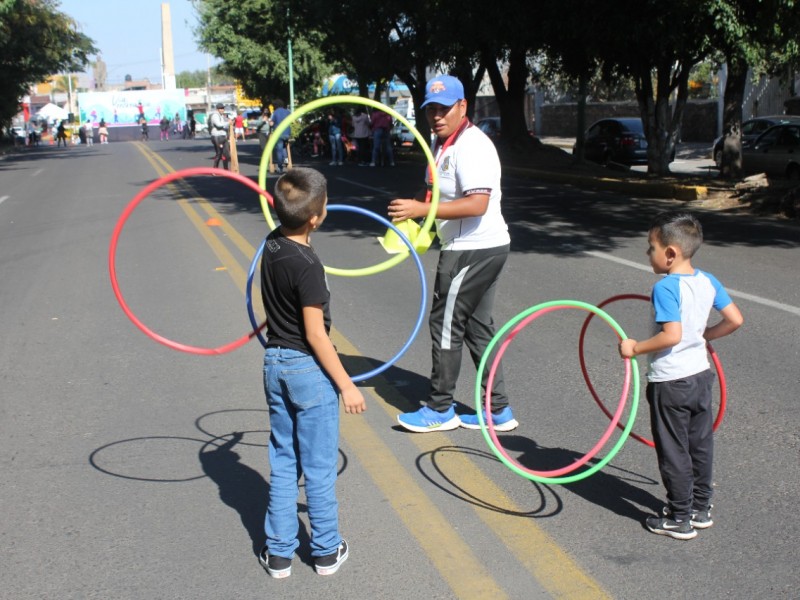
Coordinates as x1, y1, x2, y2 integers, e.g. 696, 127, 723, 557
619, 211, 743, 540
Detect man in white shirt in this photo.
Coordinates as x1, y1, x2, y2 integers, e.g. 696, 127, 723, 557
389, 75, 516, 433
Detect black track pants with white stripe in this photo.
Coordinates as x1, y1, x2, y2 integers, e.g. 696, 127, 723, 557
427, 245, 510, 412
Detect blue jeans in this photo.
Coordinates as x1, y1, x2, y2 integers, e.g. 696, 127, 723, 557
263, 347, 342, 558
273, 137, 288, 168
371, 128, 394, 165
329, 132, 343, 162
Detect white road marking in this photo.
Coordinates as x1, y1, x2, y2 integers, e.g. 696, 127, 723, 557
32, 169, 43, 177
336, 177, 392, 195
585, 250, 800, 317
0, 195, 8, 206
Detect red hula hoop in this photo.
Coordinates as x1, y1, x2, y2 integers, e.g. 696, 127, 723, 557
109, 167, 271, 355
485, 305, 632, 478
578, 293, 727, 447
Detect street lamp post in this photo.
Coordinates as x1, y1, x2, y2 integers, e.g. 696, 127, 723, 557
287, 7, 295, 109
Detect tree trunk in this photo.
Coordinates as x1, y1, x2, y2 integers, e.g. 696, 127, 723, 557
573, 71, 588, 164
636, 59, 693, 176
485, 45, 530, 147
720, 59, 747, 179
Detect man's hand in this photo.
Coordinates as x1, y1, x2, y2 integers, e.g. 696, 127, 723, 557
388, 198, 424, 222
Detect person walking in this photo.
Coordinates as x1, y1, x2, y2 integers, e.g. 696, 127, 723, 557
269, 100, 291, 173
209, 103, 230, 170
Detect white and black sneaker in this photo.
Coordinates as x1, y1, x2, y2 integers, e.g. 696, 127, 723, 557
258, 546, 292, 578
314, 539, 349, 576
645, 515, 697, 540
691, 504, 714, 529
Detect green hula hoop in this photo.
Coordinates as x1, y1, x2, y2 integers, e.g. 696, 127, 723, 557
475, 300, 640, 484
257, 96, 439, 277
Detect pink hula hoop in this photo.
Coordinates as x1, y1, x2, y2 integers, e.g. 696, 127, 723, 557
109, 167, 271, 355
485, 304, 631, 478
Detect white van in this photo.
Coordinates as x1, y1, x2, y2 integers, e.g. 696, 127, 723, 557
393, 98, 415, 124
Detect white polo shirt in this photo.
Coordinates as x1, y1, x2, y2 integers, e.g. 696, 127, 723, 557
426, 126, 510, 251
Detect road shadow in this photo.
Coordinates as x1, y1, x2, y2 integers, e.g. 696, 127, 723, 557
501, 435, 664, 523
199, 432, 313, 561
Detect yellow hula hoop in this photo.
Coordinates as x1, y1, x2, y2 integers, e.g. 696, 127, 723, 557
257, 96, 439, 277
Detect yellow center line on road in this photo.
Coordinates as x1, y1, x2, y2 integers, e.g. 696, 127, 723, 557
132, 142, 611, 599
331, 334, 612, 600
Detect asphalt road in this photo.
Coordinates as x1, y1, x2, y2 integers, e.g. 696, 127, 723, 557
1, 138, 799, 599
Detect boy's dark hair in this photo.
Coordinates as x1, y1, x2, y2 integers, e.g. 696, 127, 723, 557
274, 168, 327, 230
650, 211, 703, 258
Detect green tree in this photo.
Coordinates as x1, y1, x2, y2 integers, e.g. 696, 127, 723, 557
194, 0, 332, 107
0, 0, 96, 128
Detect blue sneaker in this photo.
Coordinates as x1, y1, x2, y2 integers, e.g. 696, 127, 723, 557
397, 405, 461, 433
459, 407, 519, 432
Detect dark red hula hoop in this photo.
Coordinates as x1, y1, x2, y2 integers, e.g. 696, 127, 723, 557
578, 293, 727, 448
108, 167, 272, 355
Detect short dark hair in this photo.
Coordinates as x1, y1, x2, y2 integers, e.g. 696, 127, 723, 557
273, 99, 285, 109
649, 211, 703, 258
274, 168, 327, 230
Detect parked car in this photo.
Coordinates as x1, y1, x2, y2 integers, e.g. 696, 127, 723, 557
475, 117, 501, 143
391, 119, 415, 147
742, 123, 800, 179
575, 117, 656, 165
712, 115, 800, 168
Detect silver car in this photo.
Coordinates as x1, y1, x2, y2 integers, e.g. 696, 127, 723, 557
742, 124, 800, 179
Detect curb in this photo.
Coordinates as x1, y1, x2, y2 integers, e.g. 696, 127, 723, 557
503, 165, 708, 201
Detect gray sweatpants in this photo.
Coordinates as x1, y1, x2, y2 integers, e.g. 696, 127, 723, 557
647, 368, 715, 521
426, 245, 510, 412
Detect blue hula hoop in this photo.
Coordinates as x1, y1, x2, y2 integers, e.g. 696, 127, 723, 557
246, 204, 427, 382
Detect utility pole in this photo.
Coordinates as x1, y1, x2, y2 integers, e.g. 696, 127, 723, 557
287, 6, 295, 110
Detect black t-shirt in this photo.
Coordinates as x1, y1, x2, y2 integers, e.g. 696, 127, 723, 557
260, 229, 331, 354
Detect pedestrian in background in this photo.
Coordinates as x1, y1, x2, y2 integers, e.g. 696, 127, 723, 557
98, 118, 109, 144
370, 109, 394, 167
327, 110, 344, 166
269, 100, 291, 173
159, 116, 170, 141
350, 107, 371, 166
209, 103, 230, 169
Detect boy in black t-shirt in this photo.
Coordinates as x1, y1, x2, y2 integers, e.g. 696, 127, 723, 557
258, 168, 366, 579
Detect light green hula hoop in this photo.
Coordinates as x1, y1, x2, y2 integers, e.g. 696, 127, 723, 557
475, 299, 640, 484
257, 96, 439, 277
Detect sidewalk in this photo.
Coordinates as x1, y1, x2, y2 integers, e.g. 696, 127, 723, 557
506, 137, 717, 201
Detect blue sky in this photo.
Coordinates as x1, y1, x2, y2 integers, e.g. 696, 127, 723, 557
58, 0, 218, 85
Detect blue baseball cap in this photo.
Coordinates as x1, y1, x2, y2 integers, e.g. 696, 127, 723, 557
420, 75, 464, 108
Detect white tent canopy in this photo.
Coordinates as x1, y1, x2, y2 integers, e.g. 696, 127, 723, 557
36, 102, 69, 121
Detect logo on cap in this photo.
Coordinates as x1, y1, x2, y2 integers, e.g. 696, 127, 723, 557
429, 81, 446, 94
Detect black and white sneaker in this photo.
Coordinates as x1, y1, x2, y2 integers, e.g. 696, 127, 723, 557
258, 546, 292, 579
314, 539, 349, 576
646, 515, 697, 540
691, 504, 714, 529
